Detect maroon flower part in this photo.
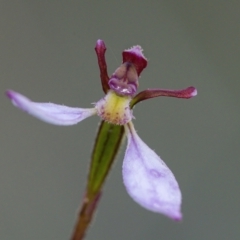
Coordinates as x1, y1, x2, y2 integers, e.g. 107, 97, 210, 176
6, 39, 197, 220
122, 45, 147, 75
95, 40, 109, 93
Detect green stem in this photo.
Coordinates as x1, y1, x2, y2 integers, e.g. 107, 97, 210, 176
70, 121, 125, 239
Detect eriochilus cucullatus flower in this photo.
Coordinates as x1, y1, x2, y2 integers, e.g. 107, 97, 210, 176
6, 39, 197, 238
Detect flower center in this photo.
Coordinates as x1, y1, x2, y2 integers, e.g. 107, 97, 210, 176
95, 90, 132, 125
108, 62, 139, 96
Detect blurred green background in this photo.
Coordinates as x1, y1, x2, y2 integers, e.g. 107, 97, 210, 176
1, 1, 240, 239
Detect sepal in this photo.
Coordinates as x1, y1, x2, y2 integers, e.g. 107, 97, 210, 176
131, 86, 197, 107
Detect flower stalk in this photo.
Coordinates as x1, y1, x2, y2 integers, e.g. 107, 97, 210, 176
71, 121, 124, 239
70, 191, 101, 240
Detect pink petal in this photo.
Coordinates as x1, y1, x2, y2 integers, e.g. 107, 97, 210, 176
122, 122, 182, 220
6, 90, 96, 125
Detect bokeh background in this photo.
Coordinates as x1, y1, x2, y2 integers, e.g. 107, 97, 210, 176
1, 1, 240, 240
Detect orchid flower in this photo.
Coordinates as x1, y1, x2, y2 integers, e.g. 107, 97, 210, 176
6, 40, 197, 238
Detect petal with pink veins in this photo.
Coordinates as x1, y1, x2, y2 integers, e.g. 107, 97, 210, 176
122, 122, 182, 220
6, 90, 96, 125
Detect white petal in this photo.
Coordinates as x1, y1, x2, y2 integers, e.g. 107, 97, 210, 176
6, 90, 96, 125
122, 122, 182, 220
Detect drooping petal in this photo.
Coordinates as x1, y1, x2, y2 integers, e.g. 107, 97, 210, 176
122, 122, 182, 220
6, 90, 96, 125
